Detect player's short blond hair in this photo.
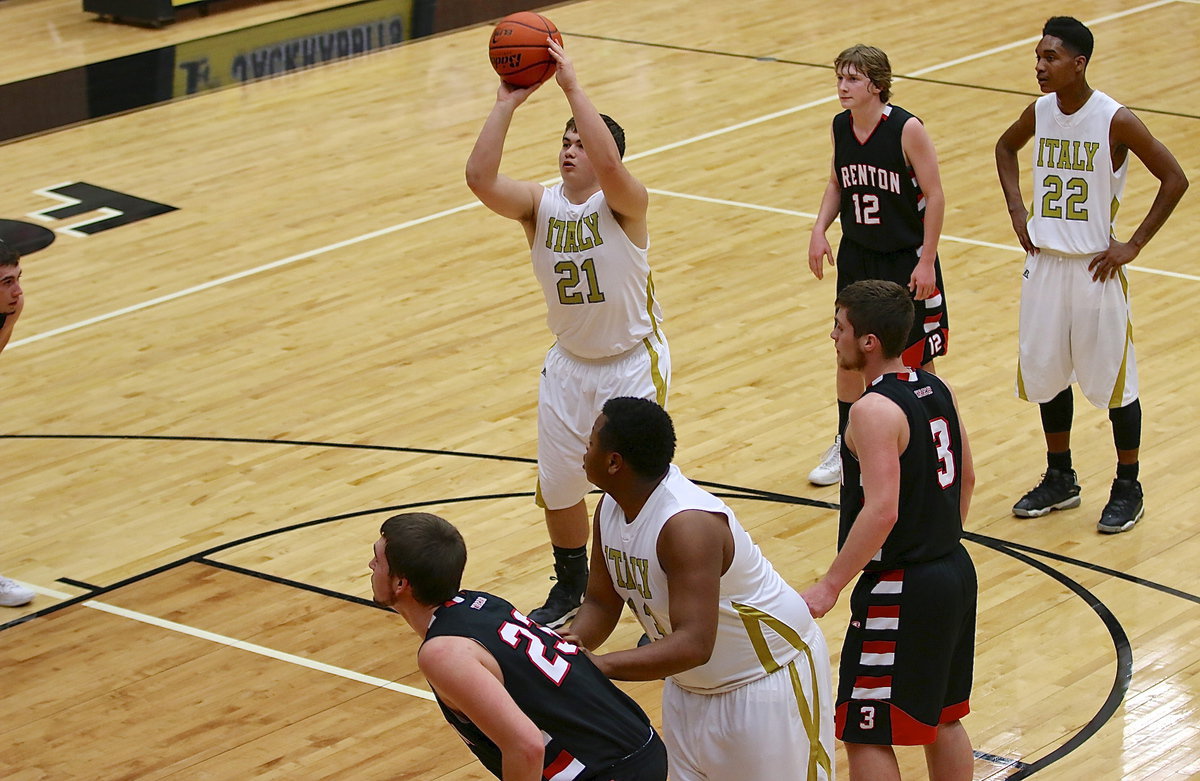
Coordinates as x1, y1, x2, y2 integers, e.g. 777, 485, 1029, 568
835, 44, 893, 103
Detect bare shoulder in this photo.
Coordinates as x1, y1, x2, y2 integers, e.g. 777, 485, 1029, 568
999, 101, 1038, 141
851, 391, 904, 419
657, 508, 729, 570
418, 634, 487, 677
1110, 105, 1154, 142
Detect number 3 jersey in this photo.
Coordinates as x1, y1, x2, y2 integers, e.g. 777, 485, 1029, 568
1027, 90, 1128, 255
833, 104, 925, 253
840, 370, 964, 571
531, 184, 663, 360
598, 465, 827, 695
424, 590, 655, 779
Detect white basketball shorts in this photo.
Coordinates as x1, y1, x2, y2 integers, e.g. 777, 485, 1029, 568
536, 332, 669, 510
1016, 250, 1138, 409
661, 659, 835, 781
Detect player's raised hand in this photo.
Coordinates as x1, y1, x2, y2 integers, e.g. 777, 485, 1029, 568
496, 77, 543, 107
547, 38, 579, 92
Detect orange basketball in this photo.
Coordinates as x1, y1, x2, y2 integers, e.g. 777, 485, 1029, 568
488, 11, 563, 88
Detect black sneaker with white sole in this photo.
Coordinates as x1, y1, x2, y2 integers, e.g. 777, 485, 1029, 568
1096, 478, 1144, 534
528, 579, 584, 629
1012, 468, 1082, 517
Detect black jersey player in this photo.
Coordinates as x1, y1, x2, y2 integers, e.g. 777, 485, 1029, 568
802, 280, 975, 781
370, 512, 667, 781
806, 45, 950, 489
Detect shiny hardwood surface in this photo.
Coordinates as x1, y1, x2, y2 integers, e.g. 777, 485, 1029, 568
1, 0, 1197, 778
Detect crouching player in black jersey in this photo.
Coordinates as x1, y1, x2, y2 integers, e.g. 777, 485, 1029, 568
370, 512, 667, 781
801, 280, 977, 781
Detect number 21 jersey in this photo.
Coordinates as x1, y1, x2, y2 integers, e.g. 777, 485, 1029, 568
531, 184, 662, 360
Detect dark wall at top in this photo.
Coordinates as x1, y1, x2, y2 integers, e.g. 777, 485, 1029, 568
414, 0, 558, 37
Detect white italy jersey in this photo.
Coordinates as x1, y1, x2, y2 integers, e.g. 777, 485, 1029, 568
598, 465, 824, 694
1027, 90, 1128, 255
531, 184, 662, 360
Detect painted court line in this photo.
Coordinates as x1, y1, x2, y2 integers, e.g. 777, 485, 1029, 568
906, 0, 1178, 77
647, 188, 1200, 281
647, 188, 1021, 252
9, 201, 482, 351
21, 582, 435, 702
10, 0, 1185, 350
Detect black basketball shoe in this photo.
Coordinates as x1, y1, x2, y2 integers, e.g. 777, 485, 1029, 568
1096, 478, 1144, 534
1012, 468, 1082, 517
528, 578, 584, 629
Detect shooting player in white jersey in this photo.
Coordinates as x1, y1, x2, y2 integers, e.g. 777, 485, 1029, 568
466, 39, 669, 627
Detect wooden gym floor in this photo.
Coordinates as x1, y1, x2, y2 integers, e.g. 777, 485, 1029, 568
1, 0, 1198, 778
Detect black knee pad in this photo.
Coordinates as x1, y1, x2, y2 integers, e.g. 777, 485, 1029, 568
1109, 399, 1142, 452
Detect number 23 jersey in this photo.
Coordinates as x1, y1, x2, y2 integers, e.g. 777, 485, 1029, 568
424, 590, 654, 779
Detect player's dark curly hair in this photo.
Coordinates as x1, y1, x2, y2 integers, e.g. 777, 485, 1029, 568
835, 279, 914, 359
1043, 16, 1093, 60
565, 114, 626, 158
379, 512, 466, 605
598, 397, 674, 479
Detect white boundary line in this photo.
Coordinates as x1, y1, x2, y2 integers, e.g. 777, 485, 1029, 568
10, 0, 1190, 351
9, 201, 483, 350
19, 581, 435, 701
645, 188, 1200, 281
647, 188, 1021, 252
906, 0, 1179, 77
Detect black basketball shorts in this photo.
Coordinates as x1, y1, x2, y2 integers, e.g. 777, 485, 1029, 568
835, 239, 949, 366
835, 544, 977, 746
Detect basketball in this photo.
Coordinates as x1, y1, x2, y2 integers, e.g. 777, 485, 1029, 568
488, 11, 563, 88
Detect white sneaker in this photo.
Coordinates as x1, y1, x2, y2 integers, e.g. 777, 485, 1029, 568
808, 436, 842, 486
0, 576, 35, 607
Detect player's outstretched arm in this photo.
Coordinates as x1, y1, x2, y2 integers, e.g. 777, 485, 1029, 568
419, 636, 544, 781
1087, 108, 1189, 280
903, 117, 944, 300
995, 102, 1038, 255
547, 39, 648, 231
465, 82, 546, 226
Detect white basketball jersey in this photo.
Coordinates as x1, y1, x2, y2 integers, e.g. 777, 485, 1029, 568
531, 184, 662, 360
1027, 91, 1128, 255
598, 465, 824, 694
